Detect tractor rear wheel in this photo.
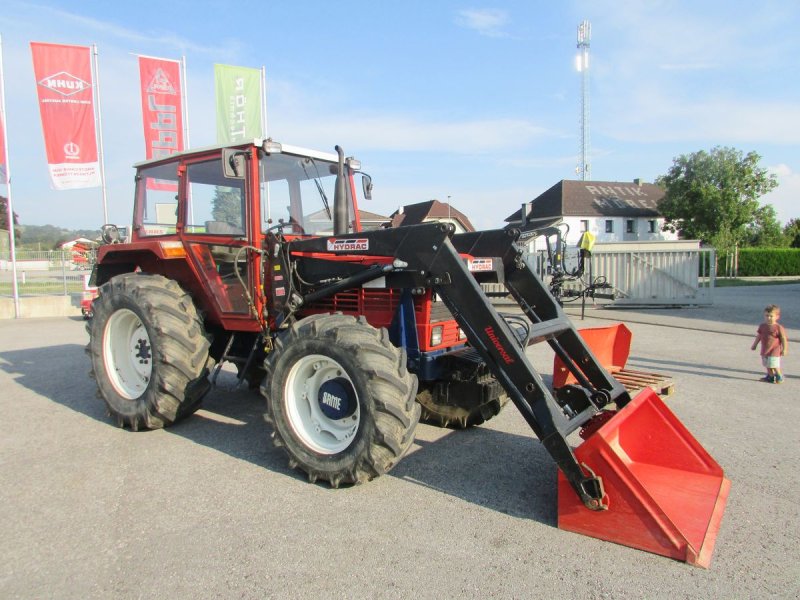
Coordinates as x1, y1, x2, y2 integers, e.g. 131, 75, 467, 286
262, 313, 420, 487
417, 384, 509, 429
86, 273, 212, 430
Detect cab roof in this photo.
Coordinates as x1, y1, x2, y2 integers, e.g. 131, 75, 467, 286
133, 139, 341, 169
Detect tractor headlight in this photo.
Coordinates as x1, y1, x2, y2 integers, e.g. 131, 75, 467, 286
430, 325, 443, 346
458, 328, 466, 340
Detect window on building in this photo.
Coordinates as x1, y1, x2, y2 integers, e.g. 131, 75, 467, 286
605, 220, 613, 233
626, 219, 635, 233
648, 219, 657, 233
580, 219, 589, 232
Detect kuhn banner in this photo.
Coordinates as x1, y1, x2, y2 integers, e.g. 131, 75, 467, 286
31, 42, 100, 189
138, 56, 184, 190
214, 63, 263, 144
138, 56, 184, 161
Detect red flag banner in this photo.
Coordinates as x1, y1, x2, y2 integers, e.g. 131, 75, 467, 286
138, 56, 184, 191
31, 42, 100, 190
138, 56, 184, 162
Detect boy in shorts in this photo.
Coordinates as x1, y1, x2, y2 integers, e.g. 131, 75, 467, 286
751, 304, 789, 383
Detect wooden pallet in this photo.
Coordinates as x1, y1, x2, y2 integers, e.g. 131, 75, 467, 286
612, 368, 674, 397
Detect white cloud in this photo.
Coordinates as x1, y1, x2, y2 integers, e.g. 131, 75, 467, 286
658, 62, 716, 71
585, 3, 800, 148
272, 113, 551, 154
455, 9, 510, 38
763, 164, 800, 225
4, 2, 243, 59
600, 88, 800, 145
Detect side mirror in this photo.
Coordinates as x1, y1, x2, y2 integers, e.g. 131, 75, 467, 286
361, 173, 373, 201
222, 148, 246, 179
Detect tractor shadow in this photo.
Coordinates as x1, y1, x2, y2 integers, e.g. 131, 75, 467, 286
0, 344, 292, 477
0, 344, 109, 423
0, 344, 559, 527
392, 423, 559, 525
627, 355, 766, 382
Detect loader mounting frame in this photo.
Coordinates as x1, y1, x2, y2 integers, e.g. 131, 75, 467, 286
288, 222, 630, 509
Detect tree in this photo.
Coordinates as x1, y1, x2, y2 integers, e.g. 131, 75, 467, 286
14, 224, 100, 250
746, 204, 786, 247
784, 218, 800, 248
0, 195, 22, 241
656, 147, 779, 250
212, 186, 243, 229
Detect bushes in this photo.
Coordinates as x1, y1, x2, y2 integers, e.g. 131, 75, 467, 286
735, 248, 800, 276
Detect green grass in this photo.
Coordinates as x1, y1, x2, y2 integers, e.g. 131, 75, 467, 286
715, 277, 800, 287
0, 282, 86, 296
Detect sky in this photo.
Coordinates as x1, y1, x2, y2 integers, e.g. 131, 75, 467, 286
1, 0, 798, 232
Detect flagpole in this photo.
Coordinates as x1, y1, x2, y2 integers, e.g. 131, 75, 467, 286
0, 35, 20, 318
92, 44, 109, 224
181, 55, 194, 225
261, 65, 268, 137
181, 56, 190, 148
260, 66, 270, 221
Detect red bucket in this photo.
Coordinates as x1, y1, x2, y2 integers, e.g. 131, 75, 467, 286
558, 388, 730, 567
553, 324, 632, 388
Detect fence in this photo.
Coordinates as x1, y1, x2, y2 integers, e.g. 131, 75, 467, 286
3, 245, 715, 307
482, 243, 716, 307
582, 247, 715, 306
0, 250, 94, 297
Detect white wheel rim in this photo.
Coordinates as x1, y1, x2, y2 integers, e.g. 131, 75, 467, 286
103, 308, 153, 400
284, 353, 360, 454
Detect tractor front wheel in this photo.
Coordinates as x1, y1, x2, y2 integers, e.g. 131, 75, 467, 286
86, 273, 212, 430
262, 313, 420, 487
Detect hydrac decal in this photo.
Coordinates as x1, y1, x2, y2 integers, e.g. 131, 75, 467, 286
327, 238, 369, 252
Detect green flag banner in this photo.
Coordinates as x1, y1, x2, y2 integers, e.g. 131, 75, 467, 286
214, 64, 263, 144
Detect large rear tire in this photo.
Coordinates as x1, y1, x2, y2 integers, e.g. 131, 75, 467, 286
417, 384, 509, 429
262, 313, 420, 487
86, 273, 212, 430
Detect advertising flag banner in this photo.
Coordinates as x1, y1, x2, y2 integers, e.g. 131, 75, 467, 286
138, 56, 184, 190
214, 64, 263, 144
30, 42, 100, 189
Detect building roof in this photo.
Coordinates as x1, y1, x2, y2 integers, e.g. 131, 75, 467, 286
505, 179, 664, 224
305, 208, 389, 223
388, 200, 475, 232
357, 209, 390, 224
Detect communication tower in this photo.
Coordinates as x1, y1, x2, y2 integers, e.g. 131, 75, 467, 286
576, 20, 591, 181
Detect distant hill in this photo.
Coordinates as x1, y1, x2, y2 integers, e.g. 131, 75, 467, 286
17, 224, 101, 250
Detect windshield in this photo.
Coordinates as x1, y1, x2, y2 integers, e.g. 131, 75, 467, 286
260, 152, 356, 235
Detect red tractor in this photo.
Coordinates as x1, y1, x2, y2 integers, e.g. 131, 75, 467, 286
87, 140, 728, 566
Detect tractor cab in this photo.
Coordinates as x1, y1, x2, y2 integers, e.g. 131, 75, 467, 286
99, 140, 367, 330
132, 139, 362, 242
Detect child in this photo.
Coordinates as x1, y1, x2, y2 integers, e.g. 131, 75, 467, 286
751, 304, 789, 383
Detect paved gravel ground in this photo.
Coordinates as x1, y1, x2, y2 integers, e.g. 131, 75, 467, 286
1, 284, 798, 599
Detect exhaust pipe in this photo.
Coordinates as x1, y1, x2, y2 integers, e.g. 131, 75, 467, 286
333, 145, 348, 235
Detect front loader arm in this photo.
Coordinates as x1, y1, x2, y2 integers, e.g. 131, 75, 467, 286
425, 227, 629, 509
288, 223, 628, 509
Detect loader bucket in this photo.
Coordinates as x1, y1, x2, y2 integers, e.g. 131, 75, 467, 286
557, 388, 730, 567
553, 324, 632, 388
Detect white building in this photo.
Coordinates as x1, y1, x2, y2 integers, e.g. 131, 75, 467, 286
506, 179, 678, 251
